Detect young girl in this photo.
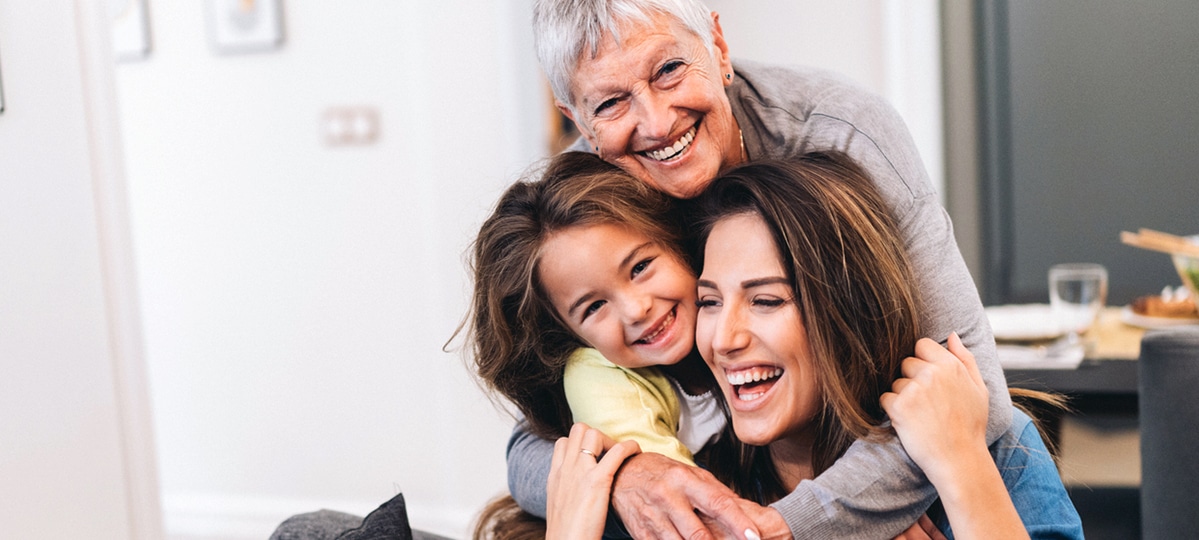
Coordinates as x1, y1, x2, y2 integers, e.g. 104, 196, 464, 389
467, 151, 738, 539
468, 150, 722, 461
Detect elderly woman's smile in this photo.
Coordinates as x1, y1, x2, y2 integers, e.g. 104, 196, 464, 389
642, 124, 696, 161
561, 12, 745, 199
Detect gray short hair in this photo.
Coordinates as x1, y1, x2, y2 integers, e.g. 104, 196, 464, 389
534, 0, 715, 114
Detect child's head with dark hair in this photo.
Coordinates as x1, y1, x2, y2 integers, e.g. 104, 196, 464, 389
468, 151, 696, 439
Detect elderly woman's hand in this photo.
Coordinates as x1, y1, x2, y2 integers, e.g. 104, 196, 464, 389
546, 423, 640, 540
609, 452, 765, 540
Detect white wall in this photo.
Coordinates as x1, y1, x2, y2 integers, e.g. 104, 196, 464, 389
115, 2, 542, 538
708, 0, 945, 196
111, 2, 943, 539
0, 1, 161, 538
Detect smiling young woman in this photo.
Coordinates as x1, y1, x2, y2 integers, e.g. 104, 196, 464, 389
689, 153, 1082, 539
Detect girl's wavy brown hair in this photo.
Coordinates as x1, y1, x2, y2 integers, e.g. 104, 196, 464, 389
465, 151, 687, 439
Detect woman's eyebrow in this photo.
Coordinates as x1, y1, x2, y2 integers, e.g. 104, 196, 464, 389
695, 276, 788, 291
741, 276, 789, 289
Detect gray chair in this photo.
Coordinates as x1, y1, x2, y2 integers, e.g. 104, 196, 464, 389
1138, 327, 1199, 540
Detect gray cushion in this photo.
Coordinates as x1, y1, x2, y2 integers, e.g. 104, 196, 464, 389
270, 493, 451, 540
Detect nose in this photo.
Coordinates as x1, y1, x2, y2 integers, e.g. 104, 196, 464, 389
619, 289, 654, 325
632, 90, 676, 142
710, 305, 750, 357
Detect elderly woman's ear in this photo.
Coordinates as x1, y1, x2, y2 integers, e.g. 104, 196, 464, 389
554, 101, 598, 152
709, 12, 733, 84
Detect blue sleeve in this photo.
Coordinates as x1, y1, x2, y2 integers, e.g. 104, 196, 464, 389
993, 409, 1084, 540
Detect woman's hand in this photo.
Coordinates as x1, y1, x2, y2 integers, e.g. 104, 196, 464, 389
882, 334, 1029, 540
880, 333, 989, 483
545, 423, 641, 540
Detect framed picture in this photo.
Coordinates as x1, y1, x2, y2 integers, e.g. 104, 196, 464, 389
205, 0, 284, 54
110, 0, 151, 61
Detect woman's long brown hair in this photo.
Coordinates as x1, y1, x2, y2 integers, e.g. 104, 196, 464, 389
690, 152, 923, 502
691, 153, 1067, 502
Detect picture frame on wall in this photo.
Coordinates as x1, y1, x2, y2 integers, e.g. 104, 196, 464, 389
110, 0, 151, 61
205, 0, 285, 54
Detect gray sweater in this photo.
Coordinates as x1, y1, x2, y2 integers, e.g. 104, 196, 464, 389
506, 59, 1011, 539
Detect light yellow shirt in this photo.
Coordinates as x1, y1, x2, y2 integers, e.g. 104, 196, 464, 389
562, 347, 695, 465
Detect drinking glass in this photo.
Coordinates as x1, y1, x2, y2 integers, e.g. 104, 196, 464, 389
1049, 263, 1108, 348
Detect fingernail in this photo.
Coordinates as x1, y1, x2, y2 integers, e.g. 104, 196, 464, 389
744, 529, 761, 540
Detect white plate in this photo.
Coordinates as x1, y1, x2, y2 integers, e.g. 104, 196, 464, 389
985, 304, 1063, 341
1119, 305, 1199, 329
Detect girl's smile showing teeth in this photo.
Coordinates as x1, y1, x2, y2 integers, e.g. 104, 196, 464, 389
633, 306, 677, 345
642, 125, 697, 162
724, 366, 784, 402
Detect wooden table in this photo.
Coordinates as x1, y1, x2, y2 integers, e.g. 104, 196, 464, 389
1003, 308, 1147, 445
1005, 308, 1144, 397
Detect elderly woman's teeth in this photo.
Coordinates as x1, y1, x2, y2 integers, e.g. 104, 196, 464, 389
646, 127, 696, 161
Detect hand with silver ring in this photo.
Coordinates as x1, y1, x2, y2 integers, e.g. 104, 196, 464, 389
546, 422, 641, 540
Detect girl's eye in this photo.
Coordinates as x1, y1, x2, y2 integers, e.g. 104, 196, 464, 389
696, 298, 720, 309
582, 300, 606, 320
631, 258, 653, 277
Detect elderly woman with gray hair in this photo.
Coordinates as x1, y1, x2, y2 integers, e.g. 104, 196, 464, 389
501, 1, 1014, 539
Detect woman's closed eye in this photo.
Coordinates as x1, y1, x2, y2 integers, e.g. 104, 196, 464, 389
696, 296, 721, 309
751, 295, 788, 309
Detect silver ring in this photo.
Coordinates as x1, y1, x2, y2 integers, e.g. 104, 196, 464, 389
580, 448, 596, 458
